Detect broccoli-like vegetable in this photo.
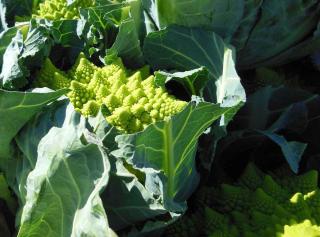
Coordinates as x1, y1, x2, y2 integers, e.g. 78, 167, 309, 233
34, 53, 187, 133
33, 58, 71, 90
69, 53, 100, 84
164, 163, 320, 237
34, 0, 95, 20
68, 80, 94, 112
282, 220, 320, 237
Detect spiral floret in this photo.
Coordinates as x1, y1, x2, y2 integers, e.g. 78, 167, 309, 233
67, 81, 94, 112
67, 55, 187, 133
34, 0, 95, 20
33, 58, 71, 90
102, 72, 187, 133
69, 53, 99, 84
34, 53, 187, 133
164, 163, 320, 237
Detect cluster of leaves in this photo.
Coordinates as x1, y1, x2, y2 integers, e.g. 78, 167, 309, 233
0, 0, 320, 237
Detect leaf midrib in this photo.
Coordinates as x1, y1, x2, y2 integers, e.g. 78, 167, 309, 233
164, 120, 174, 198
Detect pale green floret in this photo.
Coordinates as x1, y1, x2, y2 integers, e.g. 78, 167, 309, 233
143, 103, 153, 112
116, 85, 130, 102
127, 74, 142, 91
34, 0, 95, 21
109, 71, 127, 92
141, 76, 154, 88
141, 112, 151, 124
103, 94, 120, 112
88, 70, 107, 92
102, 66, 126, 83
53, 72, 71, 89
34, 53, 187, 132
34, 58, 71, 90
107, 107, 131, 129
81, 100, 100, 117
132, 88, 146, 100
128, 118, 143, 132
281, 220, 320, 237
123, 95, 136, 106
68, 81, 94, 111
165, 163, 320, 237
287, 193, 312, 221
69, 53, 99, 84
96, 86, 110, 104
131, 104, 145, 117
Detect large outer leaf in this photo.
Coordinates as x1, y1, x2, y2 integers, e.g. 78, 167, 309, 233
0, 27, 17, 67
237, 0, 320, 68
101, 156, 167, 231
143, 25, 223, 80
143, 25, 245, 105
85, 111, 168, 231
254, 20, 320, 67
89, 114, 169, 231
141, 0, 244, 42
17, 104, 116, 237
231, 0, 263, 50
113, 102, 236, 212
142, 0, 320, 68
14, 101, 167, 233
106, 18, 144, 68
216, 86, 320, 173
12, 100, 69, 206
0, 89, 67, 170
0, 30, 27, 88
143, 25, 245, 175
141, 0, 262, 47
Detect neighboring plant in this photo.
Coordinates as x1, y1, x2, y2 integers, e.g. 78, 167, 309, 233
166, 163, 320, 237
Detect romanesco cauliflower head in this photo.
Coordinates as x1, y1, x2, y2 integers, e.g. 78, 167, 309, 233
34, 53, 187, 134
281, 220, 320, 237
165, 163, 320, 237
34, 0, 94, 20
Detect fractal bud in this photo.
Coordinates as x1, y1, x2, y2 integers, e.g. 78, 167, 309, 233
34, 0, 95, 20
165, 163, 320, 237
34, 53, 187, 134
